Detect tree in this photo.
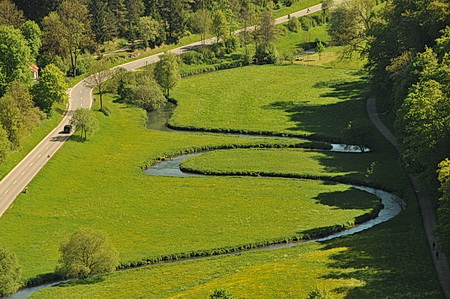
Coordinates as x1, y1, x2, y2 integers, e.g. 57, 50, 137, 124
0, 25, 32, 96
254, 42, 278, 64
123, 0, 145, 41
342, 119, 373, 152
316, 41, 325, 60
287, 16, 301, 33
396, 79, 450, 174
89, 0, 117, 44
119, 73, 166, 111
437, 158, 450, 257
154, 51, 180, 97
40, 11, 69, 66
70, 109, 99, 141
0, 0, 25, 29
191, 9, 212, 42
56, 229, 118, 278
159, 0, 185, 43
328, 0, 376, 56
254, 9, 277, 45
138, 16, 164, 48
21, 20, 42, 61
58, 0, 94, 77
0, 124, 10, 162
212, 10, 229, 42
32, 64, 68, 114
0, 93, 24, 148
0, 244, 22, 296
84, 61, 113, 110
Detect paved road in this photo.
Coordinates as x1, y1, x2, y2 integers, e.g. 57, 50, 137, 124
367, 97, 450, 298
0, 80, 91, 217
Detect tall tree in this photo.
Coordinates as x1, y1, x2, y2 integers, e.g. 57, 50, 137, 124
0, 0, 25, 28
437, 159, 450, 257
21, 20, 42, 61
83, 60, 113, 110
254, 9, 277, 45
89, 0, 118, 44
0, 25, 31, 96
154, 51, 180, 97
191, 9, 212, 42
0, 244, 22, 297
32, 64, 68, 114
123, 0, 144, 41
58, 0, 93, 77
159, 0, 185, 43
40, 11, 69, 67
212, 10, 229, 42
7, 80, 42, 133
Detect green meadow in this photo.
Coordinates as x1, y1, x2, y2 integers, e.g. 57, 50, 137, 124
0, 63, 440, 298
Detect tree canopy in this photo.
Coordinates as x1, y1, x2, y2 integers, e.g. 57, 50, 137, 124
0, 244, 22, 296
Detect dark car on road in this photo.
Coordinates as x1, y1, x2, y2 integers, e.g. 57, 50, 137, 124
63, 125, 72, 134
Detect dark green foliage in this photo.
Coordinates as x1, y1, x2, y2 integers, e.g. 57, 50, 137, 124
181, 51, 205, 65
287, 16, 301, 32
0, 25, 31, 96
437, 159, 450, 257
254, 42, 279, 64
0, 244, 22, 296
307, 287, 332, 299
342, 119, 372, 152
210, 288, 235, 299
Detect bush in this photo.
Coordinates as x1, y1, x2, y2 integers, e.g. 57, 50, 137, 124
287, 16, 301, 32
181, 51, 204, 65
0, 244, 22, 296
56, 229, 119, 279
254, 42, 279, 64
210, 288, 235, 299
223, 36, 239, 54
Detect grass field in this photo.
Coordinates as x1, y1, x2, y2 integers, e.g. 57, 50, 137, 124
1, 63, 441, 298
169, 64, 368, 141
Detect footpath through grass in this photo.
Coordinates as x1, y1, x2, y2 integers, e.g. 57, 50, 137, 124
4, 64, 440, 298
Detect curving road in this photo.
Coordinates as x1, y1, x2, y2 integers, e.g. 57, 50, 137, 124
0, 5, 320, 217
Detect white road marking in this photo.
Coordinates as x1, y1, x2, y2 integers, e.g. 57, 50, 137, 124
29, 162, 33, 166
38, 154, 41, 158
21, 171, 25, 176
4, 189, 8, 194
80, 90, 82, 93
13, 180, 16, 185
80, 103, 83, 107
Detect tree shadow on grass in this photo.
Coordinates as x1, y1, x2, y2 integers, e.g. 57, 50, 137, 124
314, 188, 379, 210
263, 79, 369, 140
55, 275, 106, 288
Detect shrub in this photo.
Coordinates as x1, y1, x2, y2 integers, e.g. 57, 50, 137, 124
182, 51, 204, 65
210, 288, 235, 299
254, 42, 279, 64
287, 16, 301, 32
55, 229, 119, 279
223, 36, 239, 54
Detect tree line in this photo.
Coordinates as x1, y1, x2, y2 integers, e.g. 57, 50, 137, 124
326, 0, 450, 257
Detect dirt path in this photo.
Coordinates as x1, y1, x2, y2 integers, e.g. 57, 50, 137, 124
366, 96, 450, 298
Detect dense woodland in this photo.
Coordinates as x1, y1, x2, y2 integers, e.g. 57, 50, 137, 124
1, 0, 450, 293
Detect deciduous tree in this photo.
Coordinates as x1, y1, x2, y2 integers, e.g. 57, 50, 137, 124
0, 244, 22, 297
154, 51, 180, 97
0, 0, 25, 29
56, 229, 118, 278
21, 20, 42, 61
32, 64, 68, 114
84, 61, 113, 110
70, 109, 99, 141
0, 25, 32, 96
